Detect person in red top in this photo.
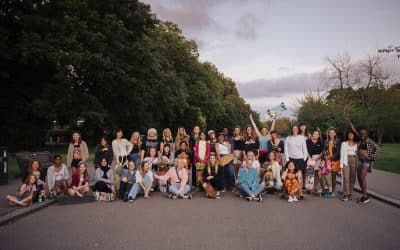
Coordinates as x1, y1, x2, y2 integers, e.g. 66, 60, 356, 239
154, 158, 192, 199
68, 162, 90, 197
193, 132, 211, 188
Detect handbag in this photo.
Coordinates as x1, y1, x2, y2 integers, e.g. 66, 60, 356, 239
219, 154, 234, 166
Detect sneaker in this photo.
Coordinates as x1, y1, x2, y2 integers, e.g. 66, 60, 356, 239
187, 194, 193, 199
342, 195, 349, 202
288, 196, 294, 203
94, 191, 100, 201
328, 193, 333, 198
357, 196, 370, 204
293, 196, 299, 202
255, 195, 263, 202
216, 196, 221, 199
168, 194, 177, 200
246, 196, 253, 201
356, 197, 363, 203
127, 198, 134, 203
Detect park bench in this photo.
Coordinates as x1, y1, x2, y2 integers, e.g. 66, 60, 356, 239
15, 151, 53, 180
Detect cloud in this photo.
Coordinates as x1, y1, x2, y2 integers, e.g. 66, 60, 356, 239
144, 0, 219, 31
236, 71, 326, 98
235, 13, 259, 39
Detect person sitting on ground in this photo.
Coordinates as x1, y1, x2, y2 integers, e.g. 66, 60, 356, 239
23, 160, 46, 202
242, 150, 260, 173
237, 159, 265, 202
68, 162, 90, 197
6, 174, 37, 207
202, 154, 224, 199
264, 151, 282, 190
126, 161, 154, 202
119, 160, 137, 201
320, 151, 333, 198
282, 161, 301, 203
92, 158, 115, 202
153, 158, 192, 200
47, 155, 69, 197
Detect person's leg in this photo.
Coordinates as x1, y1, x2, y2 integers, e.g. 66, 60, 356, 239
254, 182, 266, 196
239, 183, 254, 197
349, 158, 356, 198
6, 195, 25, 206
342, 165, 350, 196
168, 183, 180, 196
119, 181, 128, 199
68, 188, 76, 196
331, 171, 338, 193
183, 184, 191, 195
226, 162, 235, 190
191, 165, 196, 187
143, 175, 153, 198
359, 164, 369, 198
61, 179, 68, 194
127, 183, 140, 200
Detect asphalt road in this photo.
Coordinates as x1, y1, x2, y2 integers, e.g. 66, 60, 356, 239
0, 191, 399, 250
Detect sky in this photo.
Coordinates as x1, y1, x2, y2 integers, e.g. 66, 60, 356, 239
142, 0, 400, 119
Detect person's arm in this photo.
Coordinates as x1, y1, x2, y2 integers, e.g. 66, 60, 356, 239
66, 144, 73, 167
302, 138, 309, 161
284, 138, 289, 161
112, 141, 120, 164
281, 170, 288, 181
346, 116, 359, 136
18, 184, 27, 196
215, 143, 220, 159
63, 165, 70, 180
249, 113, 261, 137
340, 142, 345, 169
178, 169, 189, 194
268, 119, 276, 137
82, 141, 89, 162
154, 168, 170, 181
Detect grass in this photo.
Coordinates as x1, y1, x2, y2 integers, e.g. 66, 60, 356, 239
7, 145, 95, 179
375, 143, 400, 174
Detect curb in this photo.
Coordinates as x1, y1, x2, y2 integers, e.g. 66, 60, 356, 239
0, 199, 56, 226
337, 180, 400, 208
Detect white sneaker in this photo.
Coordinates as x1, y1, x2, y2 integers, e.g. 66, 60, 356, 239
293, 196, 299, 202
94, 191, 100, 201
288, 196, 294, 203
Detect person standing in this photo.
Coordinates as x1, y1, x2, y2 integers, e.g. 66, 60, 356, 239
140, 128, 160, 161
94, 136, 113, 169
216, 132, 235, 191
193, 132, 211, 188
249, 114, 275, 164
340, 131, 358, 201
306, 130, 323, 194
160, 128, 175, 155
267, 130, 285, 166
67, 131, 89, 173
323, 127, 341, 196
284, 125, 308, 198
111, 129, 131, 168
128, 131, 142, 170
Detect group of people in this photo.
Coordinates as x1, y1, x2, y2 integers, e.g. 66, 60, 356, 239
6, 114, 380, 206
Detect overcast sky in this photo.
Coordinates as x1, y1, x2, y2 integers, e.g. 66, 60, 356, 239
142, 0, 400, 119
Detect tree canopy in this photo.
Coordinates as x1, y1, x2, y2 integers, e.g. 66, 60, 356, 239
0, 0, 257, 150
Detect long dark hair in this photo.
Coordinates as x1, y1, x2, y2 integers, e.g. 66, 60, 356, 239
78, 162, 89, 183
284, 161, 298, 173
71, 131, 82, 144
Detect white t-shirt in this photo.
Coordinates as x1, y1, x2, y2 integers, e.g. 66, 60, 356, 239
347, 144, 357, 156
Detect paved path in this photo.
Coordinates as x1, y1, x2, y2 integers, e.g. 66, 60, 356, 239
0, 191, 399, 250
362, 169, 400, 200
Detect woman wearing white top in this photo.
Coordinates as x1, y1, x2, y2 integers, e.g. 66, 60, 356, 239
340, 131, 358, 201
215, 132, 235, 191
284, 125, 308, 198
111, 129, 131, 168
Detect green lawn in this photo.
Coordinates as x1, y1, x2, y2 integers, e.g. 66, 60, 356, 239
7, 145, 95, 178
375, 143, 400, 174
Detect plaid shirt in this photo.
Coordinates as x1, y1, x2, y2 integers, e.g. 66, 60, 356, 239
358, 138, 380, 168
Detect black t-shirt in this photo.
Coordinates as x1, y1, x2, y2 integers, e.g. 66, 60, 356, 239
141, 138, 160, 152
243, 138, 259, 153
359, 141, 368, 150
210, 140, 218, 153
307, 139, 323, 156
233, 138, 244, 151
130, 143, 141, 154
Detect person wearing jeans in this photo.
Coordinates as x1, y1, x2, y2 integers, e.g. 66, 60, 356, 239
153, 158, 192, 199
216, 132, 235, 191
237, 159, 265, 202
127, 162, 153, 202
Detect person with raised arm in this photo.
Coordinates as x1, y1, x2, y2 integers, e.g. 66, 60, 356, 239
249, 113, 276, 165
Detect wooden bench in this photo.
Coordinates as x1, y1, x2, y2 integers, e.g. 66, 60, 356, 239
15, 151, 53, 179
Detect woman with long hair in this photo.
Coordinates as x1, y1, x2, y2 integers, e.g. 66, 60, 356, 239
202, 154, 223, 199
323, 127, 341, 196
6, 174, 37, 206
128, 131, 142, 170
23, 160, 46, 201
306, 130, 323, 194
340, 131, 358, 201
67, 131, 89, 173
68, 162, 90, 197
193, 132, 210, 188
215, 132, 235, 191
232, 126, 244, 174
94, 136, 113, 169
127, 161, 154, 202
160, 128, 175, 155
141, 128, 160, 161
93, 158, 115, 202
175, 126, 190, 152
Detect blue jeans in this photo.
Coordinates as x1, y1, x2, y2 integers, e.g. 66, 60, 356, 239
129, 153, 141, 170
168, 183, 191, 196
223, 161, 235, 190
239, 182, 265, 197
127, 175, 152, 200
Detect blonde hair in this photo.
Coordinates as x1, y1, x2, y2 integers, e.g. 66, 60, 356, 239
130, 131, 142, 147
176, 127, 187, 138
147, 128, 157, 138
162, 128, 173, 141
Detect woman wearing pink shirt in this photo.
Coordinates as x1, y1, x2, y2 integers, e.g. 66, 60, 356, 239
154, 158, 192, 199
